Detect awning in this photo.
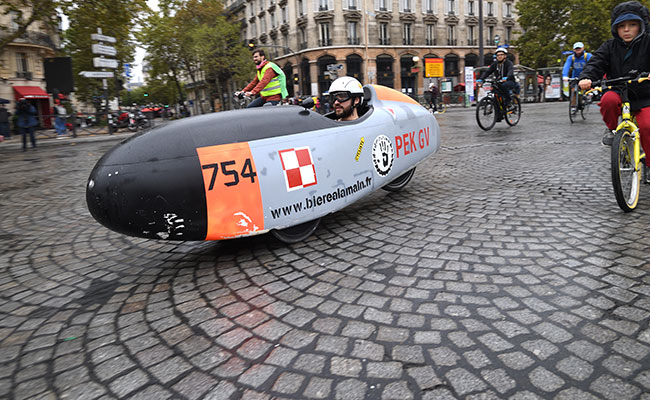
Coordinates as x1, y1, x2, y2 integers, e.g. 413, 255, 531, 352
13, 86, 49, 100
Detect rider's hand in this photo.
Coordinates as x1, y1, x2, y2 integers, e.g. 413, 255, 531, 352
245, 91, 253, 97
562, 76, 569, 82
234, 91, 241, 97
578, 79, 592, 91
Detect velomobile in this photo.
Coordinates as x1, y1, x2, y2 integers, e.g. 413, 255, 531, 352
86, 84, 441, 243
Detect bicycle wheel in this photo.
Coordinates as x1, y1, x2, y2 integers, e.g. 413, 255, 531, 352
382, 168, 415, 192
569, 86, 579, 123
476, 97, 497, 131
580, 94, 591, 120
611, 129, 641, 212
505, 97, 521, 126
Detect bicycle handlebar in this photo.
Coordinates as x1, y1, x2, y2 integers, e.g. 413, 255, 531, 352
589, 71, 650, 89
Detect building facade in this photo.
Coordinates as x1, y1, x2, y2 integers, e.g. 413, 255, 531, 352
228, 0, 520, 98
0, 9, 61, 119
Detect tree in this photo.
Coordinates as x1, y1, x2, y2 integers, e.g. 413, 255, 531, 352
514, 0, 622, 68
0, 0, 60, 53
61, 0, 148, 105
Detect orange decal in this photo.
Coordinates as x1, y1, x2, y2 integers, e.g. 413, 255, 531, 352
372, 85, 420, 105
196, 143, 264, 240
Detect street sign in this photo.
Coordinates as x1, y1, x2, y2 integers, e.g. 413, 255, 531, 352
425, 58, 444, 78
92, 44, 117, 56
79, 71, 114, 78
93, 57, 118, 69
124, 63, 131, 77
91, 33, 117, 43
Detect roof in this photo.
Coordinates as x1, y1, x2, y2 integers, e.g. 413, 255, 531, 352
13, 86, 49, 100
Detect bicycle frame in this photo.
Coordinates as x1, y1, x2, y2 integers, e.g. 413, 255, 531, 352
617, 100, 644, 174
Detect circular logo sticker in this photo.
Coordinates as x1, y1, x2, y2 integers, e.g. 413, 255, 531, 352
372, 135, 394, 177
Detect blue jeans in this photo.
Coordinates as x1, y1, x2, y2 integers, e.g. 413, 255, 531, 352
55, 116, 66, 135
247, 97, 279, 108
498, 81, 519, 104
20, 126, 36, 149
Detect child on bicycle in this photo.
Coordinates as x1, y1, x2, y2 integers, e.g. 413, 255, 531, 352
578, 0, 650, 179
476, 47, 519, 107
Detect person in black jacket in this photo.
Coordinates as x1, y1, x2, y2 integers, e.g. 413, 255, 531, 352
477, 47, 519, 106
579, 1, 650, 156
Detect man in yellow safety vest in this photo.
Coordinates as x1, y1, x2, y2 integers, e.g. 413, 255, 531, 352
236, 49, 288, 108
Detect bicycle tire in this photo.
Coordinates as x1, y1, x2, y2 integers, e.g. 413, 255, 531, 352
569, 86, 579, 123
611, 129, 641, 212
580, 95, 591, 120
505, 97, 521, 126
382, 168, 415, 192
476, 97, 497, 131
271, 218, 320, 243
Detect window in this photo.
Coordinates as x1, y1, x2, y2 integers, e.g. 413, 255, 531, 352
346, 0, 357, 9
282, 6, 288, 22
468, 25, 476, 45
378, 0, 389, 11
379, 22, 390, 45
319, 0, 329, 11
271, 11, 277, 28
249, 3, 256, 17
487, 1, 494, 16
426, 24, 436, 45
447, 0, 455, 14
283, 33, 289, 52
251, 21, 257, 37
402, 0, 412, 12
348, 21, 359, 44
403, 23, 413, 45
10, 11, 19, 32
298, 0, 304, 15
506, 26, 512, 43
504, 2, 512, 17
467, 0, 474, 15
319, 22, 331, 46
261, 17, 267, 33
424, 0, 434, 13
300, 27, 307, 48
259, 0, 265, 11
487, 25, 494, 45
447, 25, 456, 45
16, 53, 29, 78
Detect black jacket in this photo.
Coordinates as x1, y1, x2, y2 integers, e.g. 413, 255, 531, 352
579, 2, 650, 110
480, 59, 515, 82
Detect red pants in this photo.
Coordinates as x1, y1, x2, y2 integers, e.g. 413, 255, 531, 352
600, 90, 650, 166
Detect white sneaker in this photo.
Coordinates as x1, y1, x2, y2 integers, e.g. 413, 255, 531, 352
601, 129, 615, 146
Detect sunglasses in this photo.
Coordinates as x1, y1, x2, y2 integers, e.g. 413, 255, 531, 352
331, 92, 352, 103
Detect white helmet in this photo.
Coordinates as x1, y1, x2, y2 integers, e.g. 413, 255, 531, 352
328, 76, 364, 95
495, 47, 508, 54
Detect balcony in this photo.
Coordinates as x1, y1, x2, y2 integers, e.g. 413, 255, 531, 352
379, 38, 390, 45
403, 38, 413, 45
468, 39, 477, 46
348, 37, 360, 45
447, 39, 457, 45
299, 41, 308, 49
318, 5, 329, 11
319, 39, 331, 46
426, 38, 436, 45
16, 71, 33, 80
4, 30, 56, 50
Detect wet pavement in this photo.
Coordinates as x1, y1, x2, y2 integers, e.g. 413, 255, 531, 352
1, 102, 649, 400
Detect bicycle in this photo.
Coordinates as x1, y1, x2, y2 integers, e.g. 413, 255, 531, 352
475, 79, 521, 131
568, 78, 593, 123
587, 72, 649, 212
233, 92, 252, 109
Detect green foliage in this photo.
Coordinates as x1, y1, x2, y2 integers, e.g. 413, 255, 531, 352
139, 0, 253, 110
61, 0, 148, 104
514, 0, 647, 68
0, 0, 61, 53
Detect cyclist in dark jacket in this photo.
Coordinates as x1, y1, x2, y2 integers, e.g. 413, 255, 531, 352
579, 0, 650, 154
477, 47, 519, 106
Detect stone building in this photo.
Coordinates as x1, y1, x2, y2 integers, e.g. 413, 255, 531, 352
227, 0, 520, 98
0, 8, 61, 120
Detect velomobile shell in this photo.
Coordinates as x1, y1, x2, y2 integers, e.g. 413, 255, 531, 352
86, 85, 441, 240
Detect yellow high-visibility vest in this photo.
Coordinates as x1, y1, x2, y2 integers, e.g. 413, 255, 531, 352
257, 62, 282, 97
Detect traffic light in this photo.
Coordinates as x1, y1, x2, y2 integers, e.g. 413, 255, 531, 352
293, 74, 299, 84
248, 40, 256, 49
144, 92, 149, 97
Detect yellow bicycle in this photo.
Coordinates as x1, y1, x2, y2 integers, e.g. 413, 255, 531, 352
588, 73, 649, 212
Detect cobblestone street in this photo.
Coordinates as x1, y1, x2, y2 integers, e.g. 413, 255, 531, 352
1, 102, 649, 399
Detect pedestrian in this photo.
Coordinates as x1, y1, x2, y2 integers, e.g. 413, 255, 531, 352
16, 99, 38, 151
579, 0, 650, 153
0, 104, 11, 139
54, 99, 67, 137
235, 49, 288, 108
429, 83, 438, 112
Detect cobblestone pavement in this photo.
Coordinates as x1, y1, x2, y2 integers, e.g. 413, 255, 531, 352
1, 102, 649, 400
